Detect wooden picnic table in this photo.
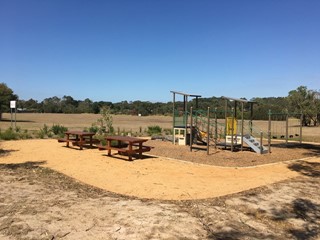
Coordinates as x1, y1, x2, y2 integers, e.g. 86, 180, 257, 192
58, 131, 97, 150
98, 136, 151, 161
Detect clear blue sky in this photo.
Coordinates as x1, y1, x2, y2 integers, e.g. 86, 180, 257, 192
1, 0, 319, 103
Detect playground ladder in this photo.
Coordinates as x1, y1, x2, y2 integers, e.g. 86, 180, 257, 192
242, 134, 268, 154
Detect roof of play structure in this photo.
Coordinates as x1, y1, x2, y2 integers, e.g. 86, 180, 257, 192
170, 91, 202, 98
221, 96, 256, 104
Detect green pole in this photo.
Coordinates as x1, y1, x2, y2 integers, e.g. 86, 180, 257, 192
286, 112, 289, 145
190, 107, 193, 151
172, 92, 175, 144
268, 109, 272, 153
207, 107, 210, 155
241, 102, 244, 151
231, 107, 234, 152
300, 112, 303, 144
214, 107, 217, 150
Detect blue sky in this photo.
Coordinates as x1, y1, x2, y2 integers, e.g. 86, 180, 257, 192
0, 0, 319, 103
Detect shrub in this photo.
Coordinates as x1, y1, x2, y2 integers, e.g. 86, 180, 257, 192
163, 128, 173, 135
147, 125, 162, 136
19, 129, 32, 139
51, 124, 68, 135
86, 125, 99, 134
37, 129, 46, 139
92, 106, 114, 136
0, 128, 19, 140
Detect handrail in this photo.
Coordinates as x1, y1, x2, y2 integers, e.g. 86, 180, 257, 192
241, 122, 268, 138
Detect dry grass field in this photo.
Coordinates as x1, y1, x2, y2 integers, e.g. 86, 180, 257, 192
0, 113, 172, 134
1, 113, 319, 142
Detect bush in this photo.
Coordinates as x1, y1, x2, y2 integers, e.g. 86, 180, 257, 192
19, 129, 32, 139
163, 128, 173, 135
147, 125, 162, 136
85, 125, 99, 134
51, 124, 68, 135
91, 106, 114, 137
0, 128, 19, 140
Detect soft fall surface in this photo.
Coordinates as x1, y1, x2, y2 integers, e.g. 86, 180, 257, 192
1, 139, 319, 200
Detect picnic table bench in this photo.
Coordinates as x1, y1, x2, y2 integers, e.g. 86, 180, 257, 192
58, 131, 99, 150
98, 136, 152, 161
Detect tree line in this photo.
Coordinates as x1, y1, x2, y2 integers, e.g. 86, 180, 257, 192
1, 83, 319, 126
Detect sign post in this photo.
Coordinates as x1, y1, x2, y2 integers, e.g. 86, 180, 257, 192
10, 100, 17, 128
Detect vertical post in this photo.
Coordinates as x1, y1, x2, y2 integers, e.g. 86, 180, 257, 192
241, 102, 244, 151
268, 110, 272, 153
207, 107, 210, 155
190, 107, 193, 151
231, 107, 234, 152
185, 95, 188, 145
172, 92, 175, 144
300, 113, 303, 144
250, 102, 254, 135
260, 131, 263, 154
10, 108, 13, 128
224, 99, 228, 145
285, 112, 289, 145
214, 107, 217, 150
14, 107, 17, 129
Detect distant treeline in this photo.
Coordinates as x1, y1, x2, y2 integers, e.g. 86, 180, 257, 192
17, 95, 290, 120
2, 85, 319, 125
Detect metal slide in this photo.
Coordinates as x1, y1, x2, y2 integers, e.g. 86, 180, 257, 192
242, 134, 268, 154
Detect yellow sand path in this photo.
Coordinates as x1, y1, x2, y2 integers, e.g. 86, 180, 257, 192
1, 139, 318, 200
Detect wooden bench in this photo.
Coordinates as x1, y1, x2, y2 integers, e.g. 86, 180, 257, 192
99, 136, 152, 161
57, 131, 97, 150
59, 138, 100, 146
98, 144, 152, 153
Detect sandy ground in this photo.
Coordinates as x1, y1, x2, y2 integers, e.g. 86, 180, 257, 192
0, 139, 319, 201
1, 139, 320, 239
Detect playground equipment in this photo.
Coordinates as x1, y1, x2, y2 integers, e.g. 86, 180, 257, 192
268, 110, 302, 145
171, 91, 201, 146
190, 97, 268, 154
171, 91, 269, 154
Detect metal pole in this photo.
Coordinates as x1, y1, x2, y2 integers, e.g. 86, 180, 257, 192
300, 113, 303, 144
214, 107, 217, 150
231, 107, 234, 152
172, 93, 175, 144
241, 102, 244, 151
190, 107, 193, 151
250, 102, 253, 135
14, 107, 17, 129
10, 108, 13, 128
285, 113, 289, 145
225, 99, 228, 146
207, 107, 210, 155
185, 95, 188, 145
268, 109, 272, 153
260, 131, 263, 154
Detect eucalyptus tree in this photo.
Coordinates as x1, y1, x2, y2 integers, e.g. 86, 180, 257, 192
0, 83, 18, 120
288, 86, 320, 126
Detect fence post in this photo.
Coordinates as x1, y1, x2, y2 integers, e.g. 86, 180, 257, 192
285, 112, 289, 145
260, 131, 263, 154
268, 109, 272, 153
231, 107, 234, 152
300, 112, 303, 144
207, 107, 210, 155
190, 107, 193, 151
214, 108, 217, 150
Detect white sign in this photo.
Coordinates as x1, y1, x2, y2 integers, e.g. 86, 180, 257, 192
10, 100, 16, 108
